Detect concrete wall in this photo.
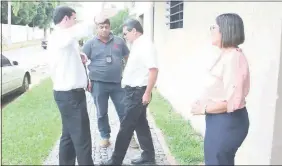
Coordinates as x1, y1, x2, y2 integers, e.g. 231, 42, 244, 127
1, 24, 45, 44
133, 2, 282, 165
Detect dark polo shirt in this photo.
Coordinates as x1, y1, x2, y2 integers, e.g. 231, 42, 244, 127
82, 33, 130, 83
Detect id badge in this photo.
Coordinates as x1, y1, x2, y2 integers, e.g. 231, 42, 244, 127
106, 55, 112, 64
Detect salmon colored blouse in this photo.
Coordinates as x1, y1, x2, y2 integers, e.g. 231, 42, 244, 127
204, 48, 250, 112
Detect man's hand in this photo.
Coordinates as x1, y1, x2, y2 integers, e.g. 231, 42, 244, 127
80, 52, 88, 64
87, 80, 92, 92
142, 92, 151, 105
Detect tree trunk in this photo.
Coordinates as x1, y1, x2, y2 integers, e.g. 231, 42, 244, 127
43, 28, 47, 39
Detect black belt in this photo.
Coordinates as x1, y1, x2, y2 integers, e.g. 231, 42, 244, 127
125, 85, 147, 90
70, 88, 84, 92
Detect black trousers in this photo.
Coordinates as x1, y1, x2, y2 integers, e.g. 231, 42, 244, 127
204, 107, 249, 165
111, 86, 155, 164
54, 89, 94, 165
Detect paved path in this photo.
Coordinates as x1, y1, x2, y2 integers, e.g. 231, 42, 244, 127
43, 92, 170, 165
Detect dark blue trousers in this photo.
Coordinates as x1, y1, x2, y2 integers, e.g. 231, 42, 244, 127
54, 89, 94, 165
204, 107, 249, 165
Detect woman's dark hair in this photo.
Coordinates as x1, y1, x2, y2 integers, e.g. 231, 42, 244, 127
123, 18, 143, 34
53, 6, 76, 25
216, 13, 245, 48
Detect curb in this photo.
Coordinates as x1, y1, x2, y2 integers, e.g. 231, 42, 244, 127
133, 108, 178, 165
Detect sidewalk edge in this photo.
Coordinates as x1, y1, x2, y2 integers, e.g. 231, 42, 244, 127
133, 108, 179, 165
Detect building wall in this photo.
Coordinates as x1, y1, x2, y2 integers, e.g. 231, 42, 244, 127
1, 24, 45, 44
151, 2, 282, 165
129, 1, 282, 165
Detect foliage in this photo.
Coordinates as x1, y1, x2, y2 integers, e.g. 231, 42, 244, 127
29, 1, 55, 29
149, 90, 204, 165
109, 8, 129, 37
1, 1, 24, 25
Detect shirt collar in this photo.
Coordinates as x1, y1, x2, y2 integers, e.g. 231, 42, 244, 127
95, 32, 114, 43
132, 34, 144, 46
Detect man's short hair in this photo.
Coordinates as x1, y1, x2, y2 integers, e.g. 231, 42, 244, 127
123, 18, 143, 34
216, 13, 245, 48
97, 18, 110, 25
53, 6, 76, 25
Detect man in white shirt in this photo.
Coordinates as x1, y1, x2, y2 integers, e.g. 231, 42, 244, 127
48, 6, 95, 165
100, 19, 158, 165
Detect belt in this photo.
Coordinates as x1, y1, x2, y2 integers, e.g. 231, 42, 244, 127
125, 85, 147, 90
70, 88, 84, 92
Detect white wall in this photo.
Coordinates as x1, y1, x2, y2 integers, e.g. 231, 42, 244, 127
137, 1, 282, 165
1, 24, 45, 44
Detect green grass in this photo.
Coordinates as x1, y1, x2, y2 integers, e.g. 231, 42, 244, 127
2, 78, 61, 165
149, 89, 204, 165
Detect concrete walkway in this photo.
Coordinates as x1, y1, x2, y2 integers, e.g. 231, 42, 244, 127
43, 92, 170, 165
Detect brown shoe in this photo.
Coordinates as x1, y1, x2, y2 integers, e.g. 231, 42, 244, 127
100, 139, 110, 148
129, 137, 139, 149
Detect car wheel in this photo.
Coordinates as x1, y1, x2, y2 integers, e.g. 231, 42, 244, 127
21, 75, 29, 93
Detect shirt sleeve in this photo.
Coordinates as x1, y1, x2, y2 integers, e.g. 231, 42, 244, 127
121, 39, 130, 57
143, 41, 158, 69
223, 52, 247, 112
82, 39, 92, 59
57, 22, 95, 48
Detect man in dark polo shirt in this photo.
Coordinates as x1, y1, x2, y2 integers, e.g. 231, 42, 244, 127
82, 17, 130, 148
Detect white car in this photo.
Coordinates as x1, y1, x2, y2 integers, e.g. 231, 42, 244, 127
1, 54, 31, 97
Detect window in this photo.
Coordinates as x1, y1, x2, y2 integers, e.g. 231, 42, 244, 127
1, 55, 11, 67
166, 1, 183, 29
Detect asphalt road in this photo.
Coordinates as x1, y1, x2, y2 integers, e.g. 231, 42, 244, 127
3, 46, 49, 69
2, 46, 50, 109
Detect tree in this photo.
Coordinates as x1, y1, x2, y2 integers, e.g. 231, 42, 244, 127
1, 1, 8, 24
1, 1, 27, 25
109, 8, 129, 37
11, 1, 38, 25
28, 0, 61, 39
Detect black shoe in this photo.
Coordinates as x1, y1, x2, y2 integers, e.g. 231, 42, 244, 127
131, 156, 156, 165
99, 158, 122, 165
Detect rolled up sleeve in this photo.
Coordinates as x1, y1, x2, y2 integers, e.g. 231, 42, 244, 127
58, 22, 95, 48
82, 40, 93, 59
223, 53, 246, 112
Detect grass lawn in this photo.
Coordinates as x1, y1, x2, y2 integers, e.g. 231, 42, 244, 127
149, 89, 204, 165
2, 78, 61, 165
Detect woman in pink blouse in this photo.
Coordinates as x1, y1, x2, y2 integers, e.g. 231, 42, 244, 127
191, 13, 250, 165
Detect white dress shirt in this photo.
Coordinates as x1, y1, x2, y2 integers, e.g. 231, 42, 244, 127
48, 22, 95, 91
122, 35, 158, 88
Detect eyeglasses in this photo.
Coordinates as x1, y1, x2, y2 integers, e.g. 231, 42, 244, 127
210, 25, 219, 31
123, 28, 133, 37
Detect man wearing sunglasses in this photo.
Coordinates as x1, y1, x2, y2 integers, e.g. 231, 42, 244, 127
82, 16, 130, 148
100, 18, 159, 165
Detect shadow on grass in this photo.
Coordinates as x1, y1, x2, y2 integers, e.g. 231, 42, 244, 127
1, 91, 22, 109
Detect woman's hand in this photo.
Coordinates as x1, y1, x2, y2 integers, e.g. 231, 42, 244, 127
191, 100, 206, 115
